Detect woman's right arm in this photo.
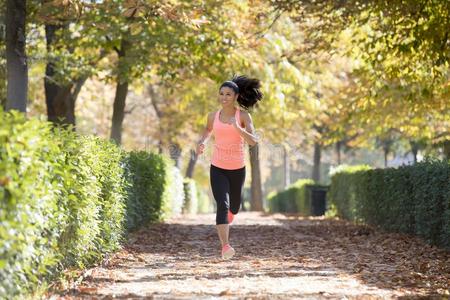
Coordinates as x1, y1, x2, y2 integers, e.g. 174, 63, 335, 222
196, 112, 214, 155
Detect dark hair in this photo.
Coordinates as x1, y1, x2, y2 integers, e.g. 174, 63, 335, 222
220, 75, 263, 110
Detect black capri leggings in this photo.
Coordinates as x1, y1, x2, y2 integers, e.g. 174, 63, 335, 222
210, 164, 246, 225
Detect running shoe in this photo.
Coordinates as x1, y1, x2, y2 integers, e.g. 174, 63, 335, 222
221, 244, 235, 260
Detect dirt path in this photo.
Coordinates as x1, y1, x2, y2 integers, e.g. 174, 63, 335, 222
51, 212, 449, 299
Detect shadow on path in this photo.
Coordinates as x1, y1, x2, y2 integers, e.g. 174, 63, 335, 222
52, 212, 450, 299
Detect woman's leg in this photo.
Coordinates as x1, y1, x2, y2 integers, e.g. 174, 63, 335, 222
228, 167, 246, 215
216, 224, 229, 248
210, 165, 231, 247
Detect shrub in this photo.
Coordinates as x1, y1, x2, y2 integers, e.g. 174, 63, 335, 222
183, 178, 198, 214
329, 161, 450, 249
328, 165, 372, 221
0, 110, 66, 296
0, 111, 127, 296
163, 164, 184, 218
267, 179, 325, 215
0, 108, 185, 298
197, 186, 212, 213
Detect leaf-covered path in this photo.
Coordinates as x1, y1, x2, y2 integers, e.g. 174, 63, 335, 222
53, 213, 449, 299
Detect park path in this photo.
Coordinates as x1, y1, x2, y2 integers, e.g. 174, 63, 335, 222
50, 212, 449, 299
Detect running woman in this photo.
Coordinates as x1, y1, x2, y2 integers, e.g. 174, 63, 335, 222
196, 75, 262, 260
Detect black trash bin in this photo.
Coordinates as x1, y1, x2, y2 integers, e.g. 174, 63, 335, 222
310, 188, 327, 216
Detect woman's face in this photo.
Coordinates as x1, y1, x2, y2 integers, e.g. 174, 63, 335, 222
218, 86, 238, 107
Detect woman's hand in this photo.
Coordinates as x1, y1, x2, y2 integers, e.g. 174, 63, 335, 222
196, 142, 205, 155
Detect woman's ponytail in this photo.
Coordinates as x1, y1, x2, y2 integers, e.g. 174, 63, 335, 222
220, 75, 263, 110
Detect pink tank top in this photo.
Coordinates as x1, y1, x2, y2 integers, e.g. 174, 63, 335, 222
211, 109, 245, 170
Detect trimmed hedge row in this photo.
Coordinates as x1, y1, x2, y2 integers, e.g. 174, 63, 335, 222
327, 165, 372, 220
267, 179, 328, 215
196, 184, 213, 213
329, 161, 450, 249
123, 151, 184, 231
0, 109, 185, 297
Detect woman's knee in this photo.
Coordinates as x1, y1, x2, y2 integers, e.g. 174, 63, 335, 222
230, 206, 240, 214
229, 193, 242, 213
216, 198, 228, 213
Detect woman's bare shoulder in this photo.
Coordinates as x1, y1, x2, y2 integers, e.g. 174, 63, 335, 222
239, 110, 252, 121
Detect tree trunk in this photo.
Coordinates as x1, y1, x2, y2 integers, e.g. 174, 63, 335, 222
410, 140, 419, 164
45, 77, 86, 127
412, 148, 418, 164
170, 142, 182, 168
110, 40, 130, 145
185, 149, 198, 178
383, 146, 389, 167
312, 142, 321, 182
148, 84, 165, 153
249, 144, 263, 211
45, 24, 62, 123
6, 0, 27, 112
283, 144, 290, 188
66, 77, 87, 124
335, 141, 342, 165
443, 140, 450, 160
44, 24, 87, 127
110, 79, 129, 144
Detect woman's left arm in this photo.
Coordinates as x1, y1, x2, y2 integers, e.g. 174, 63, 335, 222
231, 111, 258, 146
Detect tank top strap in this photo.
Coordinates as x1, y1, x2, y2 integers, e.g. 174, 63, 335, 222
215, 109, 241, 125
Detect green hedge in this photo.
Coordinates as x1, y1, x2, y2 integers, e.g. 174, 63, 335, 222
329, 162, 450, 249
183, 178, 198, 214
0, 109, 184, 298
196, 187, 212, 213
56, 132, 127, 268
164, 165, 184, 217
268, 179, 328, 215
327, 165, 372, 220
124, 151, 184, 231
182, 178, 213, 214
